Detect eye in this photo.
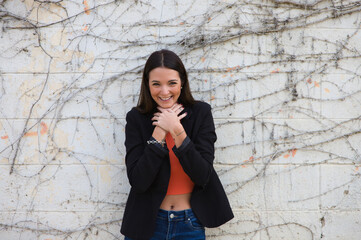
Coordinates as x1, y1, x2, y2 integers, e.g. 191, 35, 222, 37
169, 81, 178, 86
152, 83, 160, 86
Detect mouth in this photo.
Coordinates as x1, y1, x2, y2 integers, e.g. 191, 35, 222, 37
159, 96, 172, 101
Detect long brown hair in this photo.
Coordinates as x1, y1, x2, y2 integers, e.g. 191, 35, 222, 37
136, 49, 195, 114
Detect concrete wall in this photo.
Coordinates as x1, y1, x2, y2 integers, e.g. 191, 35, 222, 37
0, 0, 360, 239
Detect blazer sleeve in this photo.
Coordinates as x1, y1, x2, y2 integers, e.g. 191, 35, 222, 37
124, 109, 168, 193
172, 103, 217, 188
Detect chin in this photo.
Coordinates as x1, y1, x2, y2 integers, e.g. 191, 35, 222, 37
158, 102, 174, 109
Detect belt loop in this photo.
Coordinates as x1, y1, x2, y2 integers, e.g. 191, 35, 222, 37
184, 209, 190, 220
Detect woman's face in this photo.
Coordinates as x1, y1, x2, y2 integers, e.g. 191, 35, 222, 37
148, 67, 182, 109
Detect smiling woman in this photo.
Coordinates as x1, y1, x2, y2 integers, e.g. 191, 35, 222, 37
148, 67, 182, 109
136, 50, 195, 114
121, 49, 233, 240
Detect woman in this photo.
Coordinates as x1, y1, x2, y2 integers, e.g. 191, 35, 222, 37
121, 49, 233, 240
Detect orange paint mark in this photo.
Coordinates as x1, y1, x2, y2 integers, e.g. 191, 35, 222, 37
291, 149, 297, 157
324, 88, 330, 93
210, 96, 215, 101
1, 135, 8, 139
82, 25, 88, 31
307, 78, 312, 84
24, 122, 48, 137
241, 165, 247, 168
179, 22, 185, 25
208, 17, 212, 21
283, 154, 290, 158
222, 75, 226, 78
314, 81, 320, 87
204, 79, 208, 83
40, 122, 48, 135
201, 57, 205, 62
271, 68, 280, 73
83, 0, 91, 15
226, 65, 241, 72
243, 156, 254, 163
24, 132, 37, 137
355, 166, 359, 171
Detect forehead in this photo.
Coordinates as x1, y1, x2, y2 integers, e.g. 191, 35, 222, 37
149, 67, 180, 81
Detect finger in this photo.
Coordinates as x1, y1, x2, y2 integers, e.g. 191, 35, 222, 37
177, 106, 184, 112
177, 103, 183, 110
178, 112, 187, 120
171, 103, 179, 111
178, 104, 184, 111
175, 107, 184, 115
171, 103, 181, 111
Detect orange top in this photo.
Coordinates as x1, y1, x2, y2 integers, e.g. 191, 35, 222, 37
165, 133, 194, 195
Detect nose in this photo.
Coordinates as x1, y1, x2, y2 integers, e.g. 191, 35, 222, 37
160, 86, 169, 95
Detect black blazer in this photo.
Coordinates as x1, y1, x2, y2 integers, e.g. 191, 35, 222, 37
121, 101, 234, 240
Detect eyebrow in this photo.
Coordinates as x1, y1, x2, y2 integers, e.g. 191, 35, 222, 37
150, 79, 179, 82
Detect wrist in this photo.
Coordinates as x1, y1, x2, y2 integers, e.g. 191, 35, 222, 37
170, 124, 185, 138
153, 126, 166, 142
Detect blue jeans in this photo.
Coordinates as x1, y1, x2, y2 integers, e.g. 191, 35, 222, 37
124, 209, 205, 240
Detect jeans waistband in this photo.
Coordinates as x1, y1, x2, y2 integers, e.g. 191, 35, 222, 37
158, 209, 195, 221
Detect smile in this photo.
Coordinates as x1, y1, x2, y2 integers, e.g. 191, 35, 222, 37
159, 96, 172, 101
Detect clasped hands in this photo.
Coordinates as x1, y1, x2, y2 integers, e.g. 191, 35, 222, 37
151, 103, 187, 140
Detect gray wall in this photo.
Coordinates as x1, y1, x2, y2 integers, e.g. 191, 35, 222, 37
0, 0, 360, 239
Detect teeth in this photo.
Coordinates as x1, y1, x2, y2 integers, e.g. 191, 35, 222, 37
160, 96, 172, 101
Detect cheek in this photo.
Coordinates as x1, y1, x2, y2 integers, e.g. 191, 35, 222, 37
172, 86, 181, 94
176, 87, 181, 95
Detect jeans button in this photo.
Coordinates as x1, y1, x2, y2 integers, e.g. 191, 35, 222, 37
170, 213, 174, 219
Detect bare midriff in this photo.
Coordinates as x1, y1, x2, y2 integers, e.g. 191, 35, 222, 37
159, 193, 191, 211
